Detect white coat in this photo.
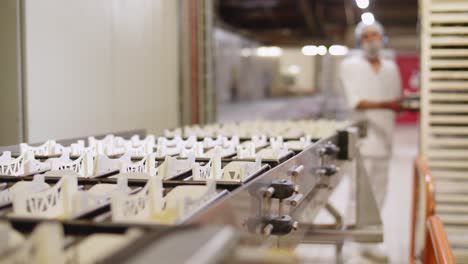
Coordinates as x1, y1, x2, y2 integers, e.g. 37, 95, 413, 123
340, 54, 401, 158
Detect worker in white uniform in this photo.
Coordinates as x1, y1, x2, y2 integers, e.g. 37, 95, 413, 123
340, 21, 401, 262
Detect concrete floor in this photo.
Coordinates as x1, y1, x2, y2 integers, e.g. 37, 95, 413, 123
219, 97, 418, 263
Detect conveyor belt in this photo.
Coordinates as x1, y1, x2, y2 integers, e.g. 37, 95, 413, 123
0, 120, 368, 262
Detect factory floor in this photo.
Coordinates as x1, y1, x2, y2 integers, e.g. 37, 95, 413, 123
219, 96, 418, 264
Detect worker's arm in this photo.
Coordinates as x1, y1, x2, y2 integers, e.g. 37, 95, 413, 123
339, 60, 402, 112
356, 61, 403, 112
355, 99, 402, 112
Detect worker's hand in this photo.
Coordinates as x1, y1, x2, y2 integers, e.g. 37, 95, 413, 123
382, 100, 403, 112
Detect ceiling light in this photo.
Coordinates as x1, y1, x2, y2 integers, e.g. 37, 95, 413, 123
256, 46, 283, 57
240, 48, 252, 57
317, 45, 327, 56
301, 45, 318, 56
329, 45, 349, 56
355, 0, 369, 9
361, 12, 375, 25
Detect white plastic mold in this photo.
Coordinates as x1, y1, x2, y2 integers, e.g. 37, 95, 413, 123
0, 151, 49, 176
163, 128, 182, 138
285, 135, 313, 151
72, 177, 129, 215
168, 179, 217, 221
240, 135, 268, 148
12, 175, 77, 218
157, 136, 196, 148
203, 145, 235, 159
0, 222, 25, 256
111, 177, 217, 224
221, 157, 262, 182
0, 222, 64, 263
0, 221, 141, 264
111, 176, 164, 222
236, 143, 256, 159
19, 140, 57, 156
0, 178, 50, 208
179, 142, 205, 158
11, 174, 129, 219
0, 186, 11, 207
192, 148, 222, 180
156, 144, 182, 158
88, 135, 127, 156
120, 153, 158, 177
202, 136, 224, 149
0, 151, 28, 176
130, 134, 156, 147
257, 141, 290, 160
157, 153, 195, 179
94, 152, 131, 175
47, 150, 94, 177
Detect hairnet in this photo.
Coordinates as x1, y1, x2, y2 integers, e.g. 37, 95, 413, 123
354, 21, 384, 42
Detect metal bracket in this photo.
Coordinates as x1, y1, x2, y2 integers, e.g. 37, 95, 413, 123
262, 215, 299, 236
318, 142, 340, 157
269, 179, 295, 200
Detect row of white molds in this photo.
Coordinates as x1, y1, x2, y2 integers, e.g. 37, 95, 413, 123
0, 221, 141, 264
191, 147, 262, 182
173, 119, 348, 138
111, 176, 218, 224
19, 134, 156, 158
0, 152, 49, 176
9, 174, 128, 219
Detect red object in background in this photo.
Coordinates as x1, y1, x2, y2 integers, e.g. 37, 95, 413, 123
395, 54, 420, 124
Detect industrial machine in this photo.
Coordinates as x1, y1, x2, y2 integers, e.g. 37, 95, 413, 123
0, 119, 382, 263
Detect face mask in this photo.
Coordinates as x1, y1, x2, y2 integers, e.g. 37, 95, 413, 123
362, 41, 381, 59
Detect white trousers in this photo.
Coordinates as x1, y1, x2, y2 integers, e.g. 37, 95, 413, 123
346, 156, 390, 225
363, 156, 390, 210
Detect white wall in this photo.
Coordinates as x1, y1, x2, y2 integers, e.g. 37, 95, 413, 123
279, 48, 316, 94
23, 0, 180, 143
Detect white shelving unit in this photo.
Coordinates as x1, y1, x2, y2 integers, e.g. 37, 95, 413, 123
420, 0, 468, 262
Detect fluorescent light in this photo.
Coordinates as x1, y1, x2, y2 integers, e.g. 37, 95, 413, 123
317, 45, 327, 55
270, 47, 283, 57
329, 45, 349, 56
286, 65, 301, 75
361, 12, 375, 25
240, 48, 252, 57
256, 47, 269, 57
301, 45, 318, 56
355, 0, 369, 9
303, 45, 327, 56
256, 46, 283, 57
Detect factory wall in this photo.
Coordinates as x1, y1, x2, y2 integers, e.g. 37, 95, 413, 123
0, 0, 22, 146
22, 0, 180, 143
214, 28, 280, 103
279, 48, 316, 94
214, 29, 326, 104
